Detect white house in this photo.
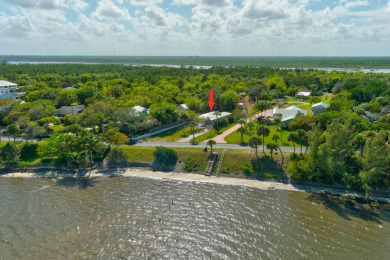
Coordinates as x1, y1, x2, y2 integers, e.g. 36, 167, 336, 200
199, 111, 232, 126
297, 91, 311, 99
132, 105, 149, 115
0, 80, 20, 100
177, 104, 189, 110
311, 102, 329, 115
273, 105, 307, 124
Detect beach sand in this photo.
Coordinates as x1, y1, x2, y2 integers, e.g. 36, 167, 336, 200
2, 169, 389, 202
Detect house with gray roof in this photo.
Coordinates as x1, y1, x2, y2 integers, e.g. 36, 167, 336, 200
311, 102, 329, 115
199, 111, 232, 126
54, 105, 86, 118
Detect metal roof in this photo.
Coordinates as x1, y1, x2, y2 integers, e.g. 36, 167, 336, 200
200, 111, 232, 121
0, 80, 18, 87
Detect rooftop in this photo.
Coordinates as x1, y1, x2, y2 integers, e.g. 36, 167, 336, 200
0, 80, 17, 87
200, 111, 232, 121
273, 106, 307, 122
312, 102, 329, 109
55, 105, 86, 116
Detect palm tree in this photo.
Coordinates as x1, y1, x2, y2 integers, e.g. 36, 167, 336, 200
249, 136, 262, 158
237, 126, 247, 144
296, 129, 307, 155
354, 134, 366, 156
246, 122, 254, 138
214, 111, 221, 131
272, 134, 284, 165
278, 122, 286, 139
257, 125, 270, 153
238, 119, 245, 127
79, 130, 100, 172
288, 132, 299, 154
266, 143, 278, 159
7, 124, 18, 145
207, 139, 216, 156
189, 121, 197, 143
255, 100, 266, 119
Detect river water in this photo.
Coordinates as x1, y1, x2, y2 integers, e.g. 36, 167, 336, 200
1, 176, 389, 259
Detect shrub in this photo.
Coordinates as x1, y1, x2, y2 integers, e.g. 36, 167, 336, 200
153, 146, 178, 166
0, 142, 20, 167
220, 167, 230, 174
20, 143, 38, 161
107, 149, 128, 168
39, 116, 61, 126
184, 158, 198, 172
243, 166, 253, 175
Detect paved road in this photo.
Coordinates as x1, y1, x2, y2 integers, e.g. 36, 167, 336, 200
4, 135, 298, 153
131, 141, 297, 153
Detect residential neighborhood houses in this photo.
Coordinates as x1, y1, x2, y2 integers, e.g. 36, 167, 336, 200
0, 80, 21, 100
273, 105, 307, 124
54, 105, 86, 119
297, 91, 311, 99
132, 105, 149, 115
311, 102, 329, 115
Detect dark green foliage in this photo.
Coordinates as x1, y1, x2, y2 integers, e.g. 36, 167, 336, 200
1, 142, 20, 167
20, 143, 38, 161
251, 156, 284, 178
153, 146, 178, 166
107, 149, 128, 168
184, 158, 199, 172
149, 102, 178, 124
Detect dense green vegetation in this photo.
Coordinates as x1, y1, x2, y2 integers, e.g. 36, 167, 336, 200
0, 63, 389, 197
3, 56, 390, 68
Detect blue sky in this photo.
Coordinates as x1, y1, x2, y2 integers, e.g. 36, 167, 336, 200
0, 0, 389, 56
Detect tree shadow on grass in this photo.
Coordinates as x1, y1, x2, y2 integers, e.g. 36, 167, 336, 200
251, 155, 285, 178
56, 177, 100, 189
306, 192, 390, 224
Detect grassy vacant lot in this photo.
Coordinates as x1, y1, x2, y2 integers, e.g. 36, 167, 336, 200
146, 125, 203, 142
193, 122, 238, 143
220, 149, 290, 179
121, 145, 222, 172
224, 122, 307, 147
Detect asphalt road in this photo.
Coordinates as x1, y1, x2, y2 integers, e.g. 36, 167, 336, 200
3, 136, 298, 153
131, 141, 297, 153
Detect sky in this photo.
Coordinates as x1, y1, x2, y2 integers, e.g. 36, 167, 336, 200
0, 0, 390, 56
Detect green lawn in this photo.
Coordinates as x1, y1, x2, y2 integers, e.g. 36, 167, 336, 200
224, 122, 307, 148
121, 145, 223, 172
49, 124, 66, 132
193, 122, 238, 143
146, 125, 203, 142
219, 149, 289, 178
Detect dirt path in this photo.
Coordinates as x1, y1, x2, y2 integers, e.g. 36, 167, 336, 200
204, 109, 274, 144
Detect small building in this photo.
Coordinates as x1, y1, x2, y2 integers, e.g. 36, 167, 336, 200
311, 102, 329, 115
273, 105, 307, 124
237, 102, 246, 110
54, 105, 86, 118
177, 104, 189, 110
297, 91, 311, 99
0, 80, 20, 100
365, 112, 386, 122
132, 105, 149, 115
199, 111, 232, 126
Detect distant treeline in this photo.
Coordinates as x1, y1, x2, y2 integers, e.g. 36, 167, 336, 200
2, 56, 390, 68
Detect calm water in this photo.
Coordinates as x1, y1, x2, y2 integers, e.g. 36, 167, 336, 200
1, 176, 389, 259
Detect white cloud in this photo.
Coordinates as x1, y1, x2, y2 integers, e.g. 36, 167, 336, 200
344, 1, 369, 9
68, 0, 88, 11
130, 0, 164, 6
92, 0, 131, 20
172, 0, 233, 7
0, 15, 35, 38
2, 0, 67, 10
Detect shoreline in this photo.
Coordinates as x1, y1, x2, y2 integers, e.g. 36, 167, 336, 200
2, 169, 390, 203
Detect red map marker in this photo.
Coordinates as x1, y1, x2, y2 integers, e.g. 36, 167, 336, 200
208, 90, 215, 111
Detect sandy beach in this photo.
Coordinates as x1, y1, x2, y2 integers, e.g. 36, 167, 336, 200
2, 169, 390, 202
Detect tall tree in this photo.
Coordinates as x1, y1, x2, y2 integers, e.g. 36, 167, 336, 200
237, 126, 247, 144
214, 111, 221, 131
207, 139, 216, 156
257, 125, 270, 153
6, 124, 18, 144
266, 143, 278, 159
247, 122, 254, 138
272, 134, 284, 165
288, 132, 299, 154
296, 129, 307, 155
190, 121, 198, 143
249, 136, 262, 158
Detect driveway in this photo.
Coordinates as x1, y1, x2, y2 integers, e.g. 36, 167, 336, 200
204, 109, 274, 144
